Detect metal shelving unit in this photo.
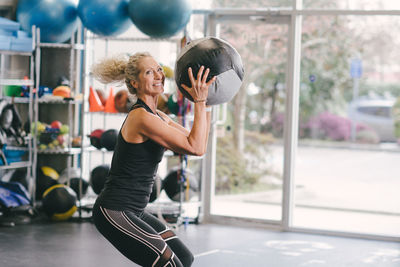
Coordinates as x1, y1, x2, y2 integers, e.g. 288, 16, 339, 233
31, 25, 86, 205
0, 28, 35, 197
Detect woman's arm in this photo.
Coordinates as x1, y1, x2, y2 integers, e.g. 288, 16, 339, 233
127, 66, 215, 156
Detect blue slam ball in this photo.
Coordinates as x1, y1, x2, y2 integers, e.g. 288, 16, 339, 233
78, 0, 132, 36
128, 0, 192, 38
16, 0, 78, 43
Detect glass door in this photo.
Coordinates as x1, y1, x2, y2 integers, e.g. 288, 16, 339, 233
207, 11, 290, 222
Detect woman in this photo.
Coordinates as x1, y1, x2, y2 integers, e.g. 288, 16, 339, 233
91, 52, 216, 267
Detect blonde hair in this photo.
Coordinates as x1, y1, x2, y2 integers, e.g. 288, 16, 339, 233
91, 52, 152, 94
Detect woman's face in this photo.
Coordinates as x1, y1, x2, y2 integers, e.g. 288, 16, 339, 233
133, 56, 165, 96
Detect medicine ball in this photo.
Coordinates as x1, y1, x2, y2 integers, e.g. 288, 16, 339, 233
36, 166, 59, 200
149, 174, 163, 203
163, 168, 199, 202
89, 129, 105, 149
100, 129, 118, 151
42, 184, 77, 221
90, 165, 110, 194
175, 37, 244, 106
114, 90, 130, 113
65, 178, 89, 199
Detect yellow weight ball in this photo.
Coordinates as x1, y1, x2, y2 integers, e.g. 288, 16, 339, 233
42, 184, 77, 221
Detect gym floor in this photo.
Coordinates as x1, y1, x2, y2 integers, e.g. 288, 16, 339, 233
0, 219, 399, 267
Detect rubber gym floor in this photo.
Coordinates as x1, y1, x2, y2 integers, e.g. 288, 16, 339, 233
0, 219, 399, 267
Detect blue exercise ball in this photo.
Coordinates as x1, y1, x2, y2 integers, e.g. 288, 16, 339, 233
128, 0, 192, 38
78, 0, 132, 36
16, 0, 78, 43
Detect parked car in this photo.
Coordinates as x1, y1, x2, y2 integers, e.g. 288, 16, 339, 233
348, 98, 396, 142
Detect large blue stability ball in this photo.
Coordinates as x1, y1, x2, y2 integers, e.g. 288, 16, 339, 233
16, 0, 78, 43
175, 37, 244, 106
128, 0, 192, 38
78, 0, 132, 36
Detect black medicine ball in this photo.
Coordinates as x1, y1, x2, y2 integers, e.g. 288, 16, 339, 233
175, 37, 244, 106
100, 129, 118, 151
65, 177, 89, 198
90, 164, 110, 194
163, 168, 199, 202
42, 184, 77, 221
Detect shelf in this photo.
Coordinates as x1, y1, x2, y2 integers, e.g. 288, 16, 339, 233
38, 42, 84, 50
5, 145, 29, 151
0, 50, 33, 56
0, 96, 30, 103
0, 161, 31, 170
86, 111, 127, 116
0, 79, 34, 86
37, 147, 82, 155
37, 98, 83, 104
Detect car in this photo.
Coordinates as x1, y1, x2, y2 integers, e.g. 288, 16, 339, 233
348, 98, 396, 142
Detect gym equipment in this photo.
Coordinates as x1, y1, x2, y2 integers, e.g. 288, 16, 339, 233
36, 166, 59, 200
163, 168, 199, 202
175, 37, 244, 105
100, 129, 118, 151
42, 184, 77, 221
104, 88, 117, 113
149, 175, 163, 203
128, 0, 192, 38
78, 0, 132, 36
89, 86, 105, 112
66, 178, 89, 199
114, 90, 130, 113
9, 169, 28, 190
89, 129, 105, 149
52, 85, 71, 98
16, 0, 79, 43
90, 165, 110, 194
0, 181, 30, 208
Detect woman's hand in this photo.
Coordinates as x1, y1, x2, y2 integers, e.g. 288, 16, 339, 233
181, 66, 216, 103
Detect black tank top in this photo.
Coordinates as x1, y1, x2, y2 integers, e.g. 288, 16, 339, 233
95, 98, 165, 213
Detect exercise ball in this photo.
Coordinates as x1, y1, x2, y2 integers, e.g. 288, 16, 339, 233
90, 165, 110, 194
163, 168, 199, 202
149, 174, 163, 203
42, 184, 77, 221
128, 0, 192, 38
16, 0, 79, 43
78, 0, 132, 36
89, 129, 105, 149
175, 37, 244, 106
66, 178, 89, 198
100, 129, 118, 151
36, 166, 59, 200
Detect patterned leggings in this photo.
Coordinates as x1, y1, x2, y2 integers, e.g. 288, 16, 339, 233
92, 204, 194, 267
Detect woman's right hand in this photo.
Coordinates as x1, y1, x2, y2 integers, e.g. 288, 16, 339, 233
181, 66, 216, 103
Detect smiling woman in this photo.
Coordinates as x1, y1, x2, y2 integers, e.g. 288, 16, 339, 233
89, 52, 216, 267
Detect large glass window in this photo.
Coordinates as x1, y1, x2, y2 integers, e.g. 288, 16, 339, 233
210, 19, 289, 221
294, 15, 400, 237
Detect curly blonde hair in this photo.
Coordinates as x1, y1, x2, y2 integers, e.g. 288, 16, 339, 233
91, 52, 152, 94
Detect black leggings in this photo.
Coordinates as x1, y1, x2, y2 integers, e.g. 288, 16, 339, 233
92, 204, 194, 267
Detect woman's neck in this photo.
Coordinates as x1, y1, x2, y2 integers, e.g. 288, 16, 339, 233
137, 95, 158, 114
